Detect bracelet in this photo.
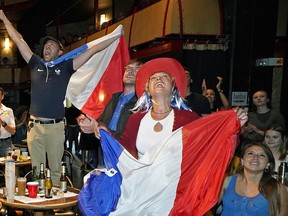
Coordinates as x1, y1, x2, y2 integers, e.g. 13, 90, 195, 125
2, 122, 7, 127
218, 89, 224, 93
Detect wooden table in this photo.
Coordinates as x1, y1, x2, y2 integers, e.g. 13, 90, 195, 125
0, 186, 79, 216
0, 158, 32, 177
13, 143, 28, 149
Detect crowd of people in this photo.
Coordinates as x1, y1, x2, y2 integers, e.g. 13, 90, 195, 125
77, 57, 287, 215
0, 7, 287, 215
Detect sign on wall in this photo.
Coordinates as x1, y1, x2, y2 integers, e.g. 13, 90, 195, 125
231, 92, 248, 107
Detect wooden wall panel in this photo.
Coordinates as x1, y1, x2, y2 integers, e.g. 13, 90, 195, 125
181, 0, 221, 34
130, 1, 167, 47
62, 0, 222, 52
0, 68, 13, 83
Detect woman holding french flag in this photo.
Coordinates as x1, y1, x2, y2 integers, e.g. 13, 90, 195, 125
78, 58, 248, 216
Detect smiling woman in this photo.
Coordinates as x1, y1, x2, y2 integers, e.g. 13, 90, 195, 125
120, 57, 199, 159
263, 123, 288, 174
218, 142, 288, 216
78, 58, 248, 216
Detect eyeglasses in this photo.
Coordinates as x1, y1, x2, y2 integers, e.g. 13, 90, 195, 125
125, 66, 140, 73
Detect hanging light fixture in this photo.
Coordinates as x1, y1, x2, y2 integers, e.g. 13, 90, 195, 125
100, 14, 106, 26
4, 37, 10, 49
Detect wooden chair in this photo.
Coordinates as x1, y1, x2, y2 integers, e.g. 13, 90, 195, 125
62, 150, 74, 181
0, 169, 5, 177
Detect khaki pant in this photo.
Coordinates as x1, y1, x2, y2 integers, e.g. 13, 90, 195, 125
27, 121, 65, 184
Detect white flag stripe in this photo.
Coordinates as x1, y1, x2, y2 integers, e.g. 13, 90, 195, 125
111, 129, 183, 215
66, 25, 124, 109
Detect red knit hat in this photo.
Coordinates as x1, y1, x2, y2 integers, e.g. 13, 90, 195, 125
135, 58, 187, 98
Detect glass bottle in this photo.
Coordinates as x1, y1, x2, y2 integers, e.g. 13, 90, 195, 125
38, 163, 45, 193
31, 166, 38, 182
6, 146, 13, 160
278, 162, 288, 186
60, 163, 67, 193
45, 168, 53, 198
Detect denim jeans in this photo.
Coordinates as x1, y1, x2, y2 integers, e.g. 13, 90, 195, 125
0, 138, 11, 157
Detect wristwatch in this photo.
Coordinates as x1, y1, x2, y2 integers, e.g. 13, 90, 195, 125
2, 122, 7, 127
218, 89, 224, 93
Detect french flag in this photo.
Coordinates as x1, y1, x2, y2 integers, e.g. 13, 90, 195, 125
66, 25, 130, 119
78, 109, 240, 216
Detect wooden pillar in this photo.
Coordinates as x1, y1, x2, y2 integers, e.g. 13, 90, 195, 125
94, 0, 99, 31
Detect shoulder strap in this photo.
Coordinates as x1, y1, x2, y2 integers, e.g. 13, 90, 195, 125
225, 176, 233, 190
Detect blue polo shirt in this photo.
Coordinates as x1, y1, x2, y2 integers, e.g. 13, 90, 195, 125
108, 92, 135, 131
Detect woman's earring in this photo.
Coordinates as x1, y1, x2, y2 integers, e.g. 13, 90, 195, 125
264, 165, 270, 172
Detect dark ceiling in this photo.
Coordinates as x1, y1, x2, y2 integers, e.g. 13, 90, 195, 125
4, 0, 111, 26
2, 0, 112, 47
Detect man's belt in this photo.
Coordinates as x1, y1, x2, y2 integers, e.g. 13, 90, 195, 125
29, 118, 63, 124
0, 137, 11, 141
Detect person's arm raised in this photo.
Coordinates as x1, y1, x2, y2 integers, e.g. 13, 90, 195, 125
216, 76, 229, 107
201, 79, 207, 96
72, 30, 123, 71
0, 10, 33, 63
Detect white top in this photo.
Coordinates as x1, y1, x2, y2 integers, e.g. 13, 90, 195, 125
136, 109, 174, 158
0, 104, 15, 138
275, 154, 288, 173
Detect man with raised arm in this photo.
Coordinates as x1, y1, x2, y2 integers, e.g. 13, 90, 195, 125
0, 10, 120, 184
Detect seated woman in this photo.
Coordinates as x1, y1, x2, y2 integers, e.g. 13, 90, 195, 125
263, 123, 288, 174
218, 142, 288, 216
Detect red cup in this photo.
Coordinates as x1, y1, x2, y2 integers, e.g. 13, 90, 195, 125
27, 182, 38, 198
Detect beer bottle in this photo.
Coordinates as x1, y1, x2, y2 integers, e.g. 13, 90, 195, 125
38, 163, 45, 193
31, 166, 38, 182
45, 168, 53, 198
278, 162, 288, 186
60, 163, 67, 193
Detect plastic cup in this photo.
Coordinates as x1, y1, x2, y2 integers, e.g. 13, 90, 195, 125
5, 160, 15, 202
17, 177, 27, 196
27, 182, 38, 198
22, 152, 28, 158
14, 149, 21, 161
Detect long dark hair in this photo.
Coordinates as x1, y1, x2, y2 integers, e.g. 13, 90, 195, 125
237, 142, 282, 216
15, 105, 29, 120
